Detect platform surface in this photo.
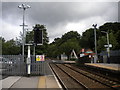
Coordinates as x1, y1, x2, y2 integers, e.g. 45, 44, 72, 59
2, 76, 21, 88
1, 75, 60, 89
38, 75, 60, 88
85, 63, 120, 71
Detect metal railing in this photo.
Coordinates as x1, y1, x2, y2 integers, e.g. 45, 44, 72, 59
99, 50, 120, 64
0, 55, 52, 76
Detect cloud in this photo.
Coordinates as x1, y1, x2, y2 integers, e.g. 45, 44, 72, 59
2, 20, 22, 40
25, 2, 117, 26
1, 2, 118, 43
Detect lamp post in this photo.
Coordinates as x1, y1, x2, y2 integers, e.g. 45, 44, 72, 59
101, 31, 110, 63
92, 24, 98, 63
18, 4, 31, 61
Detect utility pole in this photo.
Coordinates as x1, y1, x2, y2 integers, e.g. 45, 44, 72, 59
101, 31, 110, 63
92, 24, 98, 63
18, 4, 31, 61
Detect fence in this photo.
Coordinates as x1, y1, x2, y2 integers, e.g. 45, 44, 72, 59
0, 55, 52, 76
1, 55, 26, 76
99, 50, 120, 64
99, 50, 120, 56
30, 56, 52, 75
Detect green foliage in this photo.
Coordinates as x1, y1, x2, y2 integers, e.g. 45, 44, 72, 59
48, 31, 81, 59
80, 28, 94, 49
26, 31, 34, 43
1, 38, 20, 55
97, 36, 106, 52
115, 30, 120, 49
109, 32, 118, 50
99, 22, 120, 34
59, 38, 80, 57
1, 22, 120, 57
1, 24, 49, 55
80, 22, 120, 53
25, 24, 49, 55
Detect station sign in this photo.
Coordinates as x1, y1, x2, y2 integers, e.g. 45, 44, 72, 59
104, 44, 112, 48
36, 55, 45, 61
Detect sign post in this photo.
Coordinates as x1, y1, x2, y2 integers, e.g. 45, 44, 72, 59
25, 24, 44, 76
27, 45, 31, 76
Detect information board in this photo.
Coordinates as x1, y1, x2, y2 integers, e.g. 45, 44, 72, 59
36, 55, 45, 61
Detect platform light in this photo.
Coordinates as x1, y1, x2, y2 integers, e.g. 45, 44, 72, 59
18, 4, 31, 61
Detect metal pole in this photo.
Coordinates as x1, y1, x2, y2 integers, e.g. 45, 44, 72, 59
93, 24, 98, 63
18, 4, 31, 61
22, 8, 25, 61
106, 32, 110, 63
27, 45, 31, 76
101, 31, 110, 63
106, 32, 110, 57
94, 26, 97, 56
33, 44, 35, 56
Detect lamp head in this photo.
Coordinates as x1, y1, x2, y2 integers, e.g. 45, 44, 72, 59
18, 5, 22, 9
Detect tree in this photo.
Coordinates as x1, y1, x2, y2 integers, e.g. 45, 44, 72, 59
80, 22, 120, 53
80, 28, 95, 50
26, 31, 34, 44
97, 36, 106, 52
48, 31, 81, 59
99, 22, 120, 34
2, 39, 20, 55
59, 38, 80, 59
34, 24, 49, 55
0, 37, 5, 55
115, 30, 120, 49
25, 24, 49, 55
109, 32, 118, 50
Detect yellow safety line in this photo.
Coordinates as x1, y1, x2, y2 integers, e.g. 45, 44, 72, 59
38, 76, 46, 88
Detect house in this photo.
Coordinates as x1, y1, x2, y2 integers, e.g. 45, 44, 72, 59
78, 48, 95, 58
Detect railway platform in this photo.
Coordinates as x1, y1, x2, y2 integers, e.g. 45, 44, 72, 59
1, 75, 60, 89
85, 63, 120, 71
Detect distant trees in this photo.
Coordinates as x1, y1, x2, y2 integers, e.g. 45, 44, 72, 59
80, 28, 94, 50
80, 22, 120, 53
1, 24, 49, 55
1, 37, 20, 55
47, 31, 81, 59
47, 22, 120, 59
1, 22, 120, 59
98, 22, 120, 52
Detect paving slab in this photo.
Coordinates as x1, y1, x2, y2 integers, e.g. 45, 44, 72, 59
1, 75, 61, 89
46, 75, 59, 88
2, 76, 21, 88
11, 76, 39, 88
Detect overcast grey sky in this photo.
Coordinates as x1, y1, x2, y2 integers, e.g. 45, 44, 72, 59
1, 0, 119, 43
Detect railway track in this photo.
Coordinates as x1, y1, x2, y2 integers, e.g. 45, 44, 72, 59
64, 64, 120, 89
79, 64, 120, 82
50, 63, 119, 90
50, 63, 87, 90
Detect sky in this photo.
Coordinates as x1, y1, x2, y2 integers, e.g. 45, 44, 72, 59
1, 0, 119, 43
